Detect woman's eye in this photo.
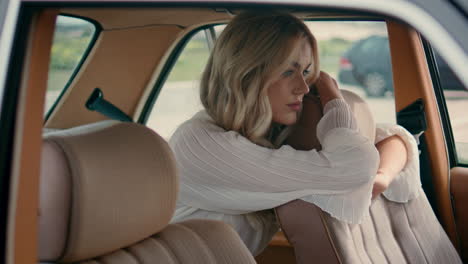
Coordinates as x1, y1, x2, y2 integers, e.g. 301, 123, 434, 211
303, 69, 311, 76
282, 70, 294, 77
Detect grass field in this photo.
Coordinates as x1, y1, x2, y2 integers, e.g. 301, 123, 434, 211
166, 44, 211, 82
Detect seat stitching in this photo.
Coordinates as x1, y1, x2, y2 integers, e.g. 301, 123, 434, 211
349, 223, 366, 263
46, 139, 76, 260
150, 235, 181, 264
403, 203, 429, 263
122, 247, 142, 264
319, 210, 343, 263
358, 222, 371, 263
172, 223, 218, 263
369, 203, 390, 263
385, 201, 409, 263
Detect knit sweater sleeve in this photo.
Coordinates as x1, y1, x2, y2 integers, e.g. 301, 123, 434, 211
169, 99, 379, 220
376, 123, 422, 202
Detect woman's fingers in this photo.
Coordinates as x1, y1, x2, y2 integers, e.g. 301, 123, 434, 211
371, 172, 391, 199
315, 71, 336, 88
315, 71, 343, 105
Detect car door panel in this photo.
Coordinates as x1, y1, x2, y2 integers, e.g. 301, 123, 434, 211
450, 166, 468, 261
5, 9, 58, 263
387, 20, 458, 247
0, 0, 19, 261
1, 2, 466, 264
45, 25, 182, 129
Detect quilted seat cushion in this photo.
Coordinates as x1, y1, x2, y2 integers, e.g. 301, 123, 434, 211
325, 191, 461, 263
277, 89, 461, 263
78, 219, 256, 264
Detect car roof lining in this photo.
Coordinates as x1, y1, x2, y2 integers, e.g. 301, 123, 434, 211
59, 7, 383, 30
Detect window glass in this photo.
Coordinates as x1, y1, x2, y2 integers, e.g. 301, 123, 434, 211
308, 21, 395, 123
45, 15, 96, 115
214, 25, 226, 38
147, 30, 210, 139
435, 54, 468, 164
147, 21, 394, 140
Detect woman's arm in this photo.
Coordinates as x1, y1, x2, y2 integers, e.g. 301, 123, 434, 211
169, 71, 379, 214
374, 124, 421, 202
169, 109, 379, 214
372, 135, 408, 199
172, 116, 377, 192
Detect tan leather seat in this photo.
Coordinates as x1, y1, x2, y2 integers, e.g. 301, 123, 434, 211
38, 121, 255, 263
277, 90, 462, 264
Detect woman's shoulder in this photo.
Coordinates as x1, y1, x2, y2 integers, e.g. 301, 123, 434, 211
170, 110, 225, 141
181, 110, 222, 130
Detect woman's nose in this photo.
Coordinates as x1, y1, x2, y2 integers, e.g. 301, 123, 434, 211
294, 75, 310, 95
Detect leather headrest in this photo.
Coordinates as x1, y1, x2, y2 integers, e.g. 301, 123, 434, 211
278, 89, 376, 263
38, 121, 178, 262
286, 89, 375, 150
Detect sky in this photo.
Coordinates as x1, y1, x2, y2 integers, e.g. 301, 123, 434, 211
306, 21, 387, 41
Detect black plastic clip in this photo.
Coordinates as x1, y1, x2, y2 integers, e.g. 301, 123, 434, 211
396, 99, 427, 135
85, 88, 133, 122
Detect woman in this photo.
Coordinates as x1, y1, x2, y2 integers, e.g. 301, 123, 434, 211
170, 11, 420, 255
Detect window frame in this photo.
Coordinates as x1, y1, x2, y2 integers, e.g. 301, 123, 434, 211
43, 13, 102, 121
140, 18, 393, 126
423, 39, 468, 168
138, 24, 221, 124
0, 0, 21, 260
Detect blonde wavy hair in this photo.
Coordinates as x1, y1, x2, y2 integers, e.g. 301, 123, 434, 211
200, 11, 320, 147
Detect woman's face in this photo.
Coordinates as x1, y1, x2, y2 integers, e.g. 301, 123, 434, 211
267, 38, 312, 125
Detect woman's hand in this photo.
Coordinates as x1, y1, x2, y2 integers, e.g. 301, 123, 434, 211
372, 171, 392, 199
312, 71, 343, 106
372, 135, 408, 199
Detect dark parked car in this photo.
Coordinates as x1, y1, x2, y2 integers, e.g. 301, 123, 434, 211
338, 35, 466, 97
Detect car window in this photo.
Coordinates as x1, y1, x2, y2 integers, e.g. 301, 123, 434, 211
214, 24, 225, 38
45, 15, 96, 115
0, 0, 10, 39
434, 54, 468, 164
147, 21, 395, 140
146, 30, 210, 139
309, 21, 395, 123
357, 37, 382, 55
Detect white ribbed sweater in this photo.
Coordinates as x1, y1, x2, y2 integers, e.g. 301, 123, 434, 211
170, 99, 421, 255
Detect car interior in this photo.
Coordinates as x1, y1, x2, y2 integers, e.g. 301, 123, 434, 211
2, 2, 468, 263
39, 120, 257, 263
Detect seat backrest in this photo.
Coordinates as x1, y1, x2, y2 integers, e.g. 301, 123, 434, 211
277, 90, 461, 264
39, 121, 255, 263
324, 191, 460, 263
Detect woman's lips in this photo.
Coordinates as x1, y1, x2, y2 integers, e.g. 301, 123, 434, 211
287, 102, 302, 111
